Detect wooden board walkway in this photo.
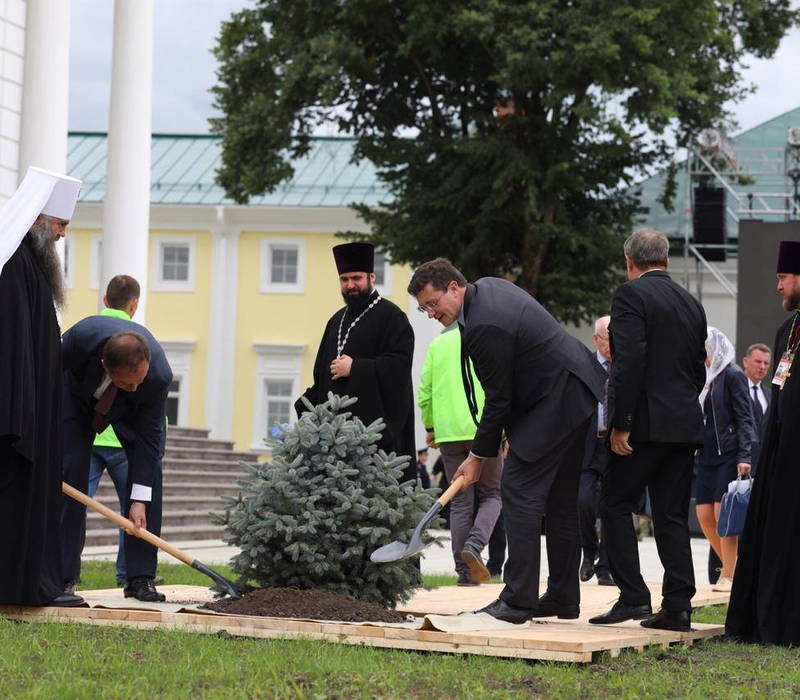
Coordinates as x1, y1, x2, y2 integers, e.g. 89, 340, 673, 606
0, 583, 726, 664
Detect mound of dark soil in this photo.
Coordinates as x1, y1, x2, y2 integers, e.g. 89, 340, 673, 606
202, 588, 407, 623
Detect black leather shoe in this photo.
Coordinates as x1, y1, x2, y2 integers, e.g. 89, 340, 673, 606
474, 598, 534, 624
579, 555, 595, 582
532, 593, 580, 619
588, 600, 652, 625
460, 543, 490, 582
640, 608, 691, 632
49, 592, 86, 607
124, 577, 166, 602
596, 571, 616, 587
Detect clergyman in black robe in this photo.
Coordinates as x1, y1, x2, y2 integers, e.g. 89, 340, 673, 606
726, 240, 800, 645
0, 228, 68, 605
295, 242, 417, 482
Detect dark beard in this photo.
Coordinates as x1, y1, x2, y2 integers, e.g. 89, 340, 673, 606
783, 292, 800, 312
27, 221, 65, 310
341, 284, 375, 309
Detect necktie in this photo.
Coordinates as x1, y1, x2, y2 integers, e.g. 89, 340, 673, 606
751, 384, 764, 425
600, 360, 610, 434
458, 323, 480, 427
93, 383, 118, 433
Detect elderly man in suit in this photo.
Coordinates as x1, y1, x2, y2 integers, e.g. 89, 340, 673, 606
590, 229, 706, 632
408, 259, 606, 623
60, 317, 172, 602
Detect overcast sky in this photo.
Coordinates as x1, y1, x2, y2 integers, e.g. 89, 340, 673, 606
68, 1, 800, 137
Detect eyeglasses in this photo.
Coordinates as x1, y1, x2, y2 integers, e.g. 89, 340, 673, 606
417, 292, 445, 314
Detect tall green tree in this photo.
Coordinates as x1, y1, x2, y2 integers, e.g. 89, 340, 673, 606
211, 0, 797, 324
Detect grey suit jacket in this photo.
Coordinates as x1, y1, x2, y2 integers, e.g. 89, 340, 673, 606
461, 278, 606, 461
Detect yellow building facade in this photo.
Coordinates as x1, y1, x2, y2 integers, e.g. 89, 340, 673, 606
64, 134, 439, 452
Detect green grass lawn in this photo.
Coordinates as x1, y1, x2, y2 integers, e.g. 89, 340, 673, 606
1, 562, 796, 698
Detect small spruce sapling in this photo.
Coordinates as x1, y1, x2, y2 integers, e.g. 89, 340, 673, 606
217, 393, 436, 608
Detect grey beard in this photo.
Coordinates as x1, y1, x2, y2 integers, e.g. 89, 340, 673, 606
27, 221, 65, 310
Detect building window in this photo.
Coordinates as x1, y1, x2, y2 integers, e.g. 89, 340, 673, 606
265, 378, 293, 431
62, 237, 74, 289
151, 235, 197, 292
270, 247, 298, 284
160, 340, 195, 426
252, 343, 306, 450
261, 238, 305, 293
162, 245, 190, 282
374, 249, 392, 295
166, 378, 181, 425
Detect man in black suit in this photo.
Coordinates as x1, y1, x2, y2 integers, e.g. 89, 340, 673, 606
590, 229, 706, 632
741, 342, 771, 471
60, 317, 172, 602
408, 259, 605, 623
578, 316, 614, 587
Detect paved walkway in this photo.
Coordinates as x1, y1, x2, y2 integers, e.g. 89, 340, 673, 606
83, 531, 717, 585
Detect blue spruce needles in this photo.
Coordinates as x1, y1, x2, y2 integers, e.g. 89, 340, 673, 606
218, 393, 436, 608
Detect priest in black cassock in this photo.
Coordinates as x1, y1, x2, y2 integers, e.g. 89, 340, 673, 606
295, 242, 417, 482
0, 166, 84, 607
726, 240, 800, 645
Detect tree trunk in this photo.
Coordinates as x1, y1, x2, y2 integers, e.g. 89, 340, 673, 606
518, 202, 554, 298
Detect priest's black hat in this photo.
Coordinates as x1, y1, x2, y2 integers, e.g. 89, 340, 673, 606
777, 241, 800, 274
333, 241, 374, 274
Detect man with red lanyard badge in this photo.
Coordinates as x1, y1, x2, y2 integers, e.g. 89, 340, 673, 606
726, 240, 800, 646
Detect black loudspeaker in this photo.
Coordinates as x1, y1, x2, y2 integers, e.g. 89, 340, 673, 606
693, 186, 726, 262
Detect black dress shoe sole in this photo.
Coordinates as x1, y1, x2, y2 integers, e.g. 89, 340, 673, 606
531, 607, 580, 620
49, 595, 87, 608
640, 616, 691, 632
460, 550, 491, 582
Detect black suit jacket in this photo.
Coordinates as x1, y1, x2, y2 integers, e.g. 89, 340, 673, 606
462, 278, 606, 460
608, 270, 706, 445
62, 315, 172, 489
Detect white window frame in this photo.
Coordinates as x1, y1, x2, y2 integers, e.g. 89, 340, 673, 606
160, 340, 194, 427
373, 249, 392, 296
151, 234, 197, 292
260, 237, 305, 294
89, 234, 102, 290
252, 343, 306, 451
61, 237, 74, 289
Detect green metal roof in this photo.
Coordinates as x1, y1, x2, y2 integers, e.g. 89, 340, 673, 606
68, 133, 389, 207
635, 105, 800, 238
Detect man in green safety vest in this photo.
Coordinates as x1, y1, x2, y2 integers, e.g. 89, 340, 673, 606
83, 275, 141, 586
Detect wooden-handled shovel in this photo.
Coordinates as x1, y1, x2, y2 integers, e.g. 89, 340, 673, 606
62, 482, 242, 599
370, 475, 465, 563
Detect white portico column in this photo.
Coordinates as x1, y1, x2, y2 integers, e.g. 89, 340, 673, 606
18, 0, 71, 269
100, 0, 154, 321
18, 0, 70, 176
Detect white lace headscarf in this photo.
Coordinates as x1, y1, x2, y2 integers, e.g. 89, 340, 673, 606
699, 326, 735, 407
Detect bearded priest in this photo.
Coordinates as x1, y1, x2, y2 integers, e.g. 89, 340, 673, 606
295, 242, 416, 482
0, 166, 84, 607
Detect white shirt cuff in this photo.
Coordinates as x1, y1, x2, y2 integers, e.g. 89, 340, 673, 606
130, 484, 152, 502
468, 451, 489, 460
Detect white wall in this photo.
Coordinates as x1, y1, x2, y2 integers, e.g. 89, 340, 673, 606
0, 0, 26, 202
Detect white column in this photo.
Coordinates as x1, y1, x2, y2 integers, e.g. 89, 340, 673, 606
100, 0, 154, 321
18, 0, 70, 176
18, 0, 71, 269
205, 207, 240, 439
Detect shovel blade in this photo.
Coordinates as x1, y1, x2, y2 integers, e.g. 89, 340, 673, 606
370, 537, 427, 563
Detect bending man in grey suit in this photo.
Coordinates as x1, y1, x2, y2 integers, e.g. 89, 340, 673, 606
409, 259, 606, 623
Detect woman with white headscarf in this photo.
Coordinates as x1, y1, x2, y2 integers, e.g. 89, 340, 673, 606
695, 327, 756, 592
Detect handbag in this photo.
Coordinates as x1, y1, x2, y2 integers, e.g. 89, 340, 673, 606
717, 476, 752, 537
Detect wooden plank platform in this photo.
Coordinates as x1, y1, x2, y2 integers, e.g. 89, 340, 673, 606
0, 583, 726, 664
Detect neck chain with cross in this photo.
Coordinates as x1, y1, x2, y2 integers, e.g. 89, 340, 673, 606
336, 293, 382, 357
